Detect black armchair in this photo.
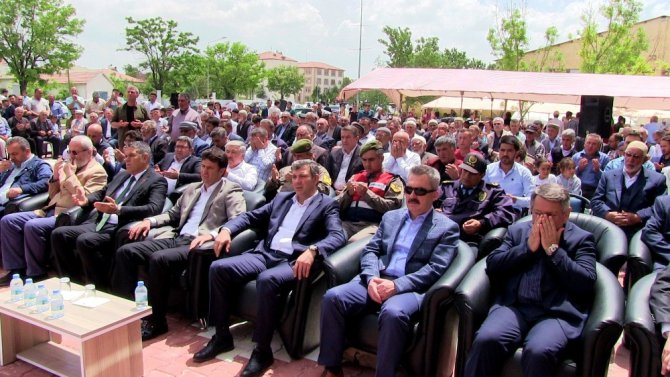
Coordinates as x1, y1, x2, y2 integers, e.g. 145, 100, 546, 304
168, 184, 189, 205
569, 194, 591, 214
476, 227, 508, 260
4, 192, 50, 215
624, 272, 662, 377
452, 261, 624, 377
323, 238, 475, 377
514, 213, 628, 275
627, 229, 654, 292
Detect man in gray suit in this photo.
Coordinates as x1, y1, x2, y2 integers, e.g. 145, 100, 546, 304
110, 147, 246, 340
318, 165, 460, 377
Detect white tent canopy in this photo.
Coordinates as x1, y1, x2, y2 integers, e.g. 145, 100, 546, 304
340, 68, 670, 111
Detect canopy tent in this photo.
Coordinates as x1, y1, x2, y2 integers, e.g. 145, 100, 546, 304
339, 68, 670, 111
421, 96, 506, 111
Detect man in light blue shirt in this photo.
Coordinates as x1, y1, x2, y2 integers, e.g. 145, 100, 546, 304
572, 133, 609, 198
319, 165, 459, 377
605, 132, 656, 174
484, 135, 535, 213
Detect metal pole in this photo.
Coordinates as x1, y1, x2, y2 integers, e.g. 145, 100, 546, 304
356, 0, 363, 107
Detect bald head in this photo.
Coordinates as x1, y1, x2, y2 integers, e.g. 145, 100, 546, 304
86, 123, 104, 145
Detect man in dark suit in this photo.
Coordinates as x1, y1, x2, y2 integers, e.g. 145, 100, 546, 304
0, 136, 52, 216
641, 195, 670, 271
328, 125, 364, 193
51, 141, 168, 287
280, 124, 329, 168
111, 148, 246, 340
155, 136, 202, 195
464, 183, 597, 377
591, 141, 667, 239
192, 160, 346, 377
275, 111, 297, 146
178, 121, 208, 157
319, 165, 458, 377
314, 117, 336, 151
649, 265, 670, 375
141, 120, 168, 164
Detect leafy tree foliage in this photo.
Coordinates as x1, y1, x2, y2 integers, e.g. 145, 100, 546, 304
266, 66, 304, 100
202, 42, 265, 99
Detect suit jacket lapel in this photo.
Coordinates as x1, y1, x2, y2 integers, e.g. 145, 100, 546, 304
121, 168, 152, 204
613, 170, 622, 204
295, 194, 322, 234
199, 180, 223, 224
107, 170, 129, 197
407, 210, 435, 261
270, 194, 295, 235
383, 210, 406, 266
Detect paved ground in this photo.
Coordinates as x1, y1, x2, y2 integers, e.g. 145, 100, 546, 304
0, 270, 632, 377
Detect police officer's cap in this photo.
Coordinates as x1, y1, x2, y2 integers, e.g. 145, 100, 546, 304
459, 153, 487, 175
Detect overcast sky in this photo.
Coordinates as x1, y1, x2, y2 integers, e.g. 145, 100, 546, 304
69, 0, 670, 79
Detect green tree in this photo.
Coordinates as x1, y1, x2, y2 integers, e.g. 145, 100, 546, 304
203, 42, 265, 99
166, 52, 207, 97
442, 48, 492, 69
413, 37, 443, 68
488, 8, 529, 71
378, 26, 414, 68
579, 0, 651, 74
0, 0, 84, 94
527, 26, 566, 72
266, 66, 305, 100
122, 17, 199, 92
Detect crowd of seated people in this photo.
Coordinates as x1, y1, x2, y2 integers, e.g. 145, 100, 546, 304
2, 85, 670, 376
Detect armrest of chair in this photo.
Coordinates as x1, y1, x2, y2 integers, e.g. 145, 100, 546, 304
453, 259, 492, 377
323, 236, 372, 287
4, 192, 50, 214
168, 185, 188, 204
628, 230, 653, 289
190, 228, 261, 258
55, 206, 85, 227
624, 272, 661, 377
477, 227, 508, 260
580, 263, 625, 377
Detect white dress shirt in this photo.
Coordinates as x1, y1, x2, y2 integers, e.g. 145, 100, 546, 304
165, 156, 187, 194
226, 161, 258, 191
178, 180, 220, 237
334, 148, 355, 190
382, 150, 421, 182
269, 192, 318, 255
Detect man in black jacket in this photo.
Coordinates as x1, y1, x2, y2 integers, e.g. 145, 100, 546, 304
155, 136, 202, 195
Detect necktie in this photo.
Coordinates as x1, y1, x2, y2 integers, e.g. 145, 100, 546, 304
96, 176, 136, 231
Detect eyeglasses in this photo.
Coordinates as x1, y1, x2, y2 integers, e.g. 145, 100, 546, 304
69, 149, 87, 156
404, 186, 436, 196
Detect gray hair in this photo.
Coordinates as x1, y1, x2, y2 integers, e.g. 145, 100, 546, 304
178, 92, 191, 101
250, 126, 268, 138
225, 140, 245, 152
7, 136, 30, 150
210, 127, 228, 139
561, 129, 576, 140
434, 136, 456, 149
126, 141, 151, 157
412, 135, 426, 145
409, 165, 440, 191
71, 135, 94, 150
268, 107, 281, 117
175, 135, 193, 149
531, 183, 571, 210
142, 120, 157, 131
291, 159, 320, 177
259, 119, 274, 131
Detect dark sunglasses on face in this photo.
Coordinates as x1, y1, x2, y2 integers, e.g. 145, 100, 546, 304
404, 186, 436, 196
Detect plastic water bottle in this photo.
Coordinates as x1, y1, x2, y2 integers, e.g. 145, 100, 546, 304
9, 274, 23, 303
23, 278, 36, 308
50, 289, 64, 319
34, 284, 49, 313
135, 281, 148, 310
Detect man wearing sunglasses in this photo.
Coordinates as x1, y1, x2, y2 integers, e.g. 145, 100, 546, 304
591, 140, 666, 239
319, 165, 459, 377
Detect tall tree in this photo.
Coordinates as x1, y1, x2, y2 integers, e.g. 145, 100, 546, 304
442, 48, 492, 69
122, 17, 199, 91
0, 0, 84, 94
413, 37, 443, 68
527, 26, 566, 72
487, 8, 529, 71
266, 66, 305, 100
579, 0, 651, 74
378, 26, 414, 68
203, 42, 265, 99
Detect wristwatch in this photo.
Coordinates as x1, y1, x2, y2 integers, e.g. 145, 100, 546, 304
309, 245, 318, 255
547, 244, 559, 256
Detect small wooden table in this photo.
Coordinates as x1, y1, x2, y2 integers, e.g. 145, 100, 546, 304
0, 278, 151, 376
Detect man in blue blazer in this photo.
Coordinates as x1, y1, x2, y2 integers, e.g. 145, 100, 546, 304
192, 159, 346, 376
591, 141, 667, 239
318, 165, 459, 377
641, 195, 670, 271
0, 136, 52, 216
465, 183, 597, 377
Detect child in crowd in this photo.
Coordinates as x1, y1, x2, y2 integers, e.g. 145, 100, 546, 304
557, 157, 582, 195
532, 157, 557, 186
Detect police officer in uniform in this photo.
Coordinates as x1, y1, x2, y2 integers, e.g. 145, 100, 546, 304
338, 140, 404, 241
438, 153, 516, 244
265, 139, 332, 200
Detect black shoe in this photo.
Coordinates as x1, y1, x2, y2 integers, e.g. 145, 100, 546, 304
141, 319, 168, 341
193, 334, 234, 363
240, 348, 274, 377
0, 270, 24, 287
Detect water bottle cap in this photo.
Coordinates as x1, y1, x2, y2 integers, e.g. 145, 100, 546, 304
25, 278, 33, 283
11, 274, 20, 279
37, 283, 45, 288
59, 277, 70, 283
137, 281, 145, 286
52, 289, 60, 294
